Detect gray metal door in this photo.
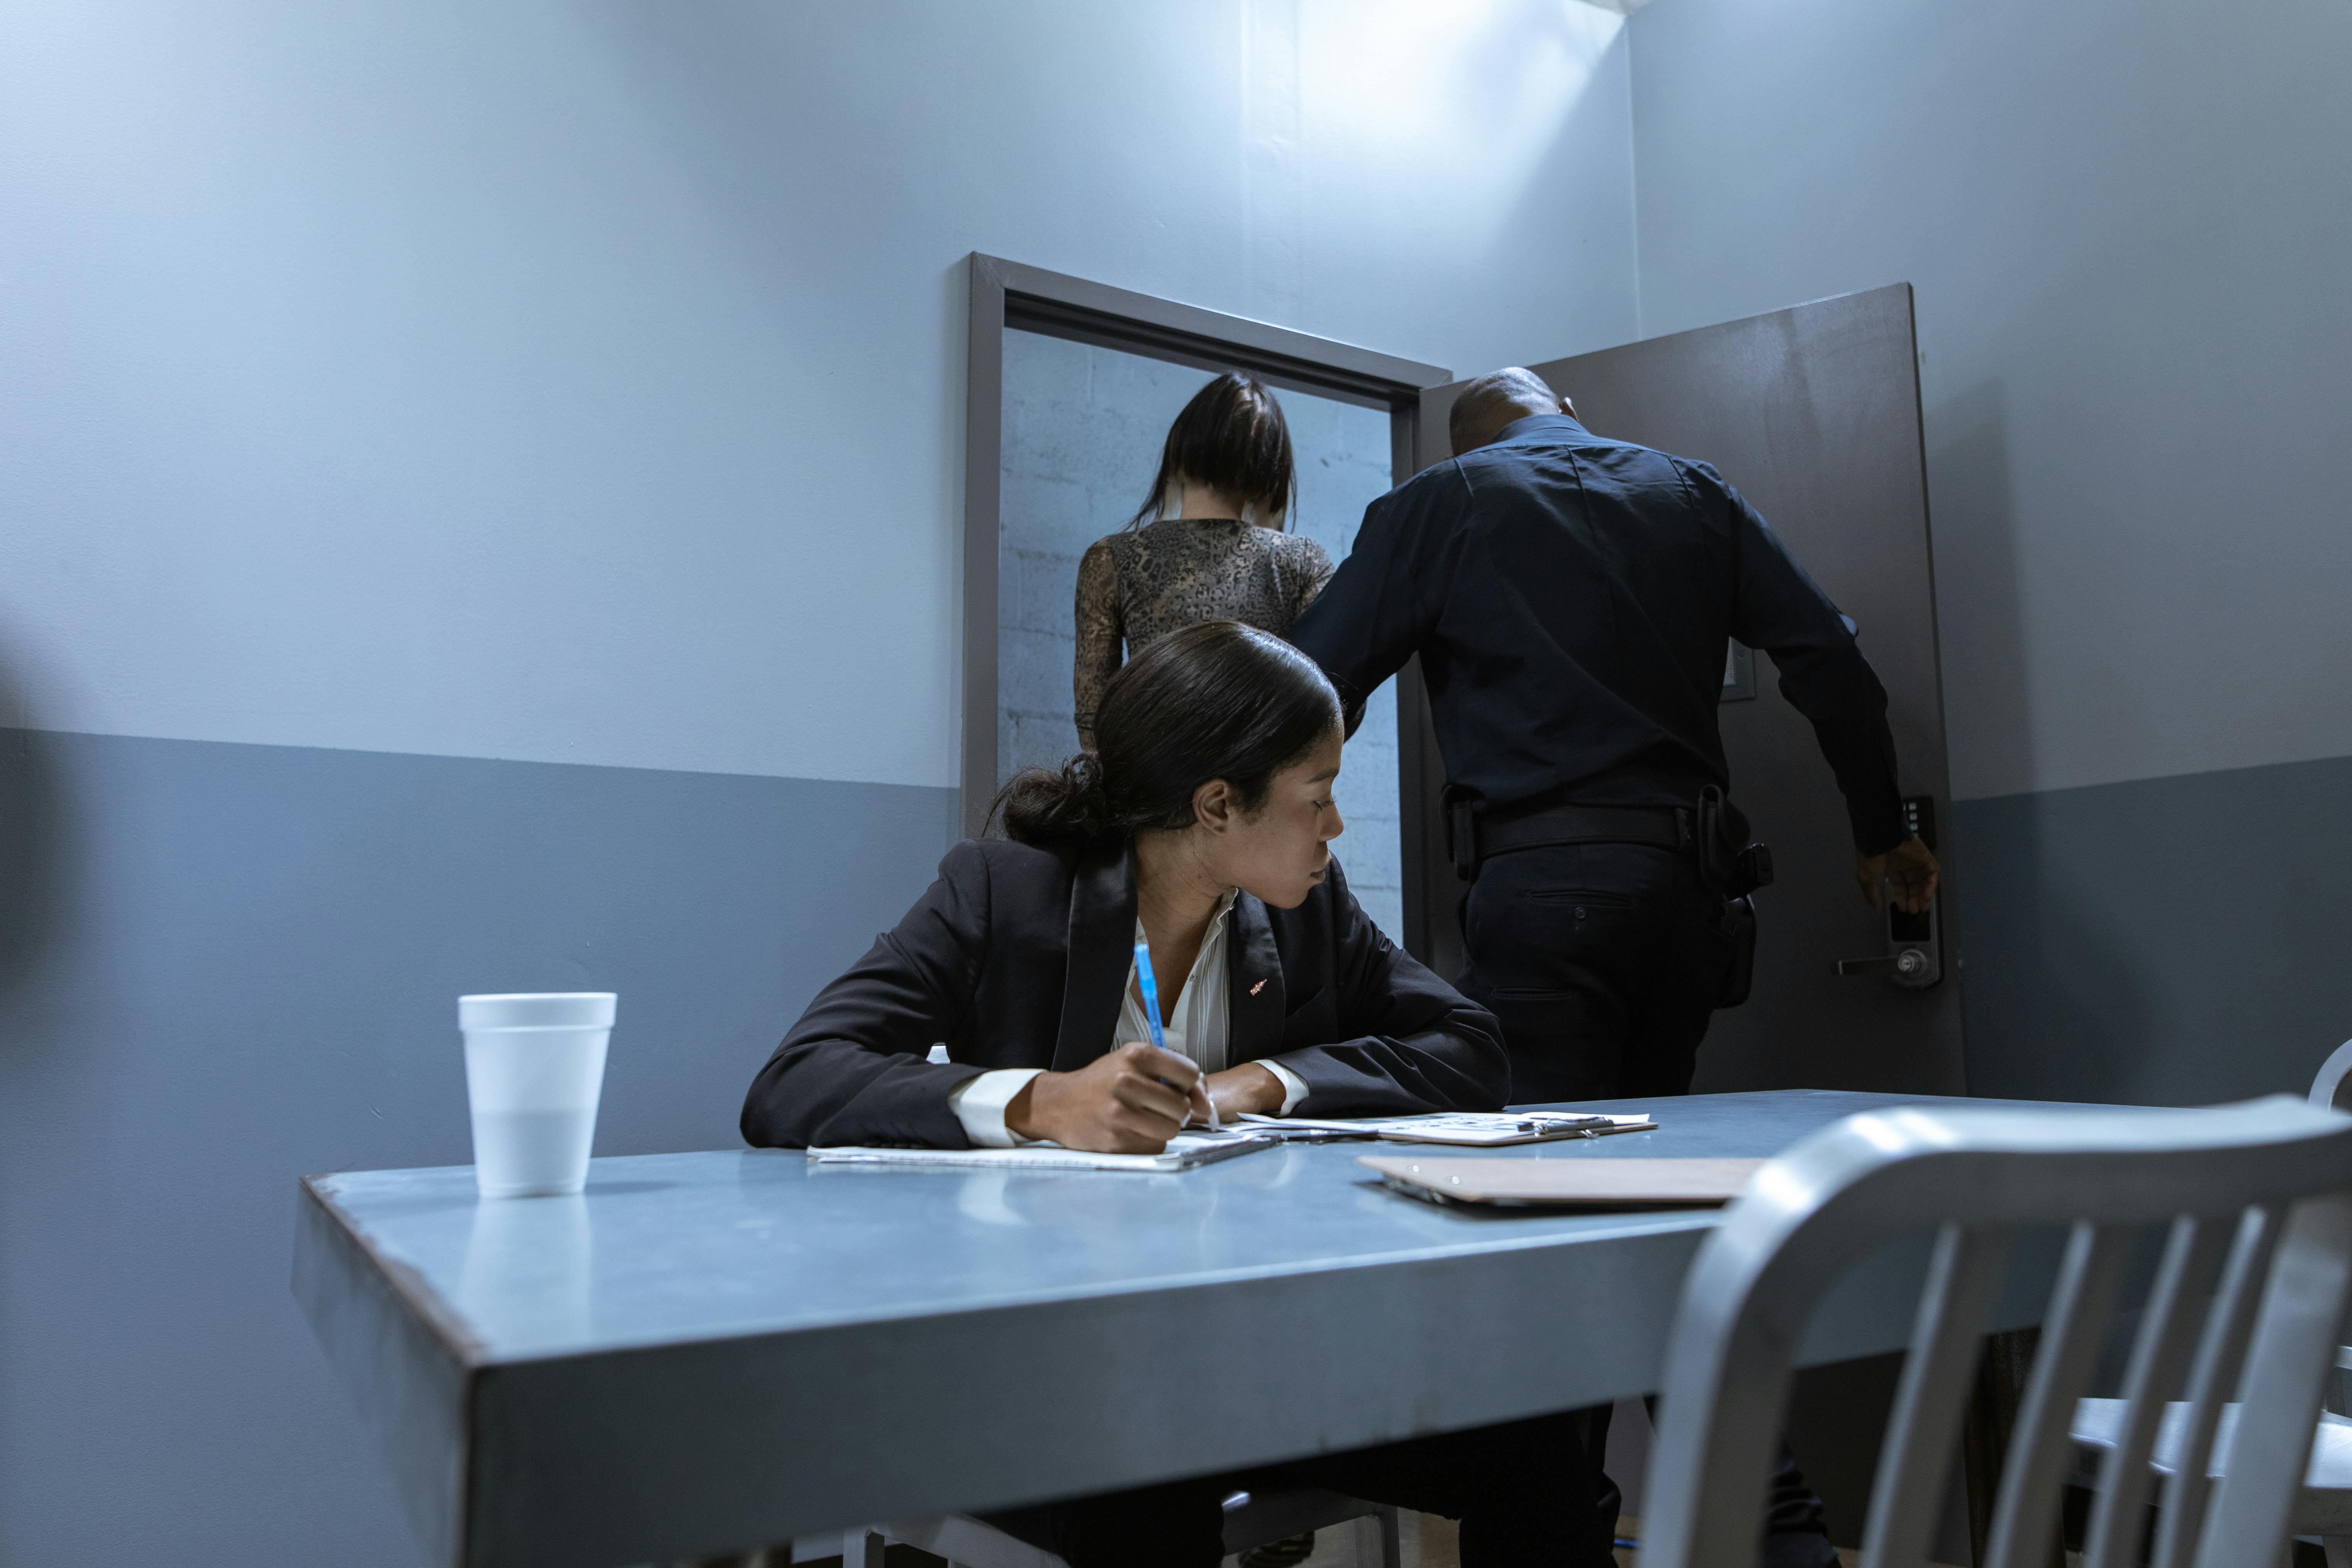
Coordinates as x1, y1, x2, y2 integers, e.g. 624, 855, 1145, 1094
1403, 284, 1962, 1095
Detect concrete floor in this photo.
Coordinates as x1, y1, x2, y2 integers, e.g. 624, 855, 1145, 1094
778, 1516, 1983, 1568
1266, 1514, 1954, 1568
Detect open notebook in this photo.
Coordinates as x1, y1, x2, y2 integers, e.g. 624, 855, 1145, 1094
808, 1129, 1279, 1174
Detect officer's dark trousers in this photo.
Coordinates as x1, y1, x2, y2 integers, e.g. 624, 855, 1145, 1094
1457, 841, 1839, 1568
1457, 840, 1729, 1103
979, 1409, 1615, 1566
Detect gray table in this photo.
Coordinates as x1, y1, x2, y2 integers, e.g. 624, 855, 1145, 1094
293, 1089, 2066, 1568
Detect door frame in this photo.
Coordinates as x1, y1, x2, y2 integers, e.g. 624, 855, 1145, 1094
961, 253, 1452, 951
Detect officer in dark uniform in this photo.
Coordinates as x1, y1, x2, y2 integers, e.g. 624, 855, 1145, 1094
1290, 368, 1939, 1565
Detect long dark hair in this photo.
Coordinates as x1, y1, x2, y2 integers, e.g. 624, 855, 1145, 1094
1127, 373, 1296, 529
993, 622, 1339, 845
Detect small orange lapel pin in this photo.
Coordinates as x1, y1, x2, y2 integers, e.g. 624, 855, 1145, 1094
1249, 979, 1267, 996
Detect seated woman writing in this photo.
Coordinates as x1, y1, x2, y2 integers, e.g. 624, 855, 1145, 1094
741, 618, 1507, 1152
741, 623, 1615, 1568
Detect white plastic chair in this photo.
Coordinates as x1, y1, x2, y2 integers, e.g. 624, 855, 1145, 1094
860, 1487, 1401, 1568
1634, 1096, 2352, 1568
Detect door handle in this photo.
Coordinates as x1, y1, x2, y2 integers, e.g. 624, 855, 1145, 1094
1836, 795, 1943, 990
1838, 949, 1934, 982
1836, 897, 1941, 989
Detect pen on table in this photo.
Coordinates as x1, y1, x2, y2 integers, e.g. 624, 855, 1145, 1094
1133, 940, 1217, 1130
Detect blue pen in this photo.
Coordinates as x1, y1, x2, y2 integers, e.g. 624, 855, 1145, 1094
1135, 940, 1217, 1129
1132, 939, 1167, 1052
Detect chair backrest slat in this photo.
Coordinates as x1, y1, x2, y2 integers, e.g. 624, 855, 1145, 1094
1857, 1223, 2008, 1568
2192, 1192, 2352, 1568
1984, 1222, 2135, 1568
2148, 1204, 2280, 1568
2308, 1039, 2352, 1113
2079, 1214, 2232, 1568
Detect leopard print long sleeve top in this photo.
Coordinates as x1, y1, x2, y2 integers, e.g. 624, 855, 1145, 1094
1072, 519, 1335, 750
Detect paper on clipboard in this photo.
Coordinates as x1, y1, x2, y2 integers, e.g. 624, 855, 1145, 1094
1235, 1111, 1655, 1146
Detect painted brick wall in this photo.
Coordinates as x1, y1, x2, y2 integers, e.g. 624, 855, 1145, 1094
998, 329, 1405, 936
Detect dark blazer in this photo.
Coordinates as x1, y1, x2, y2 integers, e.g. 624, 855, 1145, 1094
740, 836, 1509, 1149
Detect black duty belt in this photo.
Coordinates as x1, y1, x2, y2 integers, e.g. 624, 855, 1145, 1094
1450, 799, 1693, 882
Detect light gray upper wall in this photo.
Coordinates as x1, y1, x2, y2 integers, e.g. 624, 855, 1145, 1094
1624, 0, 2352, 801
0, 0, 1637, 789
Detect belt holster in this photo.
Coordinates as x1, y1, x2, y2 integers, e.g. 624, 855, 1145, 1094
1716, 895, 1759, 1009
1694, 785, 1772, 1011
1695, 785, 1774, 899
1443, 784, 1481, 883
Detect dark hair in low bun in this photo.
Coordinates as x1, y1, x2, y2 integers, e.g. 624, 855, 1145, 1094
990, 752, 1115, 844
992, 622, 1340, 847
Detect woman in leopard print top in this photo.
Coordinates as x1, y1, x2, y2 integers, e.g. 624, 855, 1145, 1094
1073, 373, 1334, 749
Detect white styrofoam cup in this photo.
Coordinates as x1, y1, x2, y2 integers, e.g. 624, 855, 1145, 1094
459, 992, 616, 1199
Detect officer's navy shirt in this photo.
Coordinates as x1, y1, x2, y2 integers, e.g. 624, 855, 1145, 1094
1290, 413, 1909, 855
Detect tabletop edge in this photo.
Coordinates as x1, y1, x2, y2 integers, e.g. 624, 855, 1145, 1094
301, 1173, 494, 1371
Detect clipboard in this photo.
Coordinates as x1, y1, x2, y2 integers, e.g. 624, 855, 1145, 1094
1359, 1155, 1765, 1210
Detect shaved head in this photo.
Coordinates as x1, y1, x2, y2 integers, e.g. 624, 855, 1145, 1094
1448, 368, 1569, 456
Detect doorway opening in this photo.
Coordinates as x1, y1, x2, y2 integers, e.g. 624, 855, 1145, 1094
962, 255, 1449, 947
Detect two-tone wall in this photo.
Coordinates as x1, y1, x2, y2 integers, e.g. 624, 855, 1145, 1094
16, 0, 2342, 1558
1623, 0, 2352, 1106
0, 2, 1637, 1561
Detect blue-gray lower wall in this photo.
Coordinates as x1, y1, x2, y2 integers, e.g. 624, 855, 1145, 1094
0, 728, 956, 1567
1956, 752, 2352, 1107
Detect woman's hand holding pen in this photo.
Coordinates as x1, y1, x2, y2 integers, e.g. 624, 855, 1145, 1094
1005, 1042, 1212, 1153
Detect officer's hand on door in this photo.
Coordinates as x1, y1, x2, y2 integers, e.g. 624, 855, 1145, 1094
1855, 835, 1940, 916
